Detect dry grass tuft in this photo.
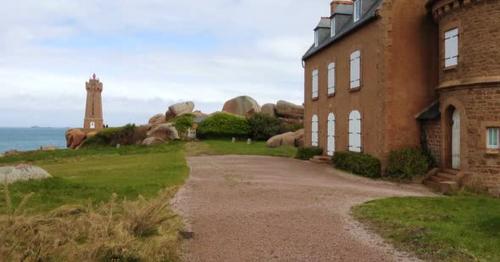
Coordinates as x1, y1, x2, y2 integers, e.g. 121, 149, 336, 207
0, 183, 182, 262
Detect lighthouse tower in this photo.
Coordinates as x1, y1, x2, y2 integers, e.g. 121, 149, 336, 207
83, 74, 104, 130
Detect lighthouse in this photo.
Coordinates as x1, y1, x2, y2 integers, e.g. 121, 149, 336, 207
83, 74, 104, 130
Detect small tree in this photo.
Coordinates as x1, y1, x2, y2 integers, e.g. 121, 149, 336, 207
247, 113, 281, 141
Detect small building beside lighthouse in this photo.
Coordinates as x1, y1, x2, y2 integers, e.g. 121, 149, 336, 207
84, 74, 104, 130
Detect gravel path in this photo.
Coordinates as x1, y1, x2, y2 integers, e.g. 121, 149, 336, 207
172, 155, 434, 262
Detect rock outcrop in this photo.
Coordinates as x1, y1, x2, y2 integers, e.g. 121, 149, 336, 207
0, 164, 52, 184
222, 96, 261, 117
149, 113, 167, 126
146, 123, 180, 142
266, 129, 304, 148
276, 100, 304, 119
141, 137, 166, 146
166, 101, 195, 120
261, 103, 277, 118
65, 129, 87, 149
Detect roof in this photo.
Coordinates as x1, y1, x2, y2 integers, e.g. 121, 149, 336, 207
303, 0, 384, 61
416, 101, 440, 121
315, 17, 331, 30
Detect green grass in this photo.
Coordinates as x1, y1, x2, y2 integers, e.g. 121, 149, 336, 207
185, 140, 297, 158
1, 143, 188, 214
353, 195, 500, 261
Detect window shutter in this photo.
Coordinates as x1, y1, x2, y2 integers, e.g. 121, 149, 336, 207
349, 111, 362, 152
312, 70, 319, 99
312, 115, 319, 147
445, 28, 459, 67
327, 113, 336, 156
328, 63, 336, 95
350, 51, 361, 89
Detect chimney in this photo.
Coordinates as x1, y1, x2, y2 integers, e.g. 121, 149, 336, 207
331, 0, 353, 15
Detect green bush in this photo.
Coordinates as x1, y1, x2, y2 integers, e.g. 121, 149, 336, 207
82, 124, 139, 147
386, 148, 430, 180
197, 112, 250, 139
332, 151, 381, 178
295, 147, 323, 160
172, 114, 195, 135
247, 113, 281, 141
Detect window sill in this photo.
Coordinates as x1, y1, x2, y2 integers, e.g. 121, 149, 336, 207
328, 93, 336, 98
485, 149, 499, 156
443, 65, 458, 71
312, 97, 319, 102
349, 87, 362, 93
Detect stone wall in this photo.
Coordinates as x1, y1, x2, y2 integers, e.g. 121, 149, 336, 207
422, 119, 441, 166
440, 85, 500, 196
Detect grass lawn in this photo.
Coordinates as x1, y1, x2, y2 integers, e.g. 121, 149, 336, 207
353, 195, 500, 261
186, 139, 297, 158
0, 142, 188, 214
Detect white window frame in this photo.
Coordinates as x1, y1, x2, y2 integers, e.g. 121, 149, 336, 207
314, 31, 319, 47
487, 127, 500, 149
312, 114, 319, 147
353, 0, 362, 22
350, 50, 361, 89
330, 17, 336, 37
348, 111, 362, 152
328, 63, 336, 95
312, 69, 319, 99
444, 28, 459, 68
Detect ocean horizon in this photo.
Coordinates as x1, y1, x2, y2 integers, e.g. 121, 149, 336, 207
0, 127, 68, 153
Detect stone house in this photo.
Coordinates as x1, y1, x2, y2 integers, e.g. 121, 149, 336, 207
302, 0, 499, 195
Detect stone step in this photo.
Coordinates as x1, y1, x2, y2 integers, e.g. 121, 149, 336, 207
424, 180, 460, 195
443, 169, 460, 175
435, 172, 458, 181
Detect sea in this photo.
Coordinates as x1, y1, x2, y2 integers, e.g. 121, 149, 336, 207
0, 127, 68, 153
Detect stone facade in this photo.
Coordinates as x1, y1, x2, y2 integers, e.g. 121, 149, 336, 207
428, 0, 500, 195
422, 118, 442, 165
83, 74, 104, 130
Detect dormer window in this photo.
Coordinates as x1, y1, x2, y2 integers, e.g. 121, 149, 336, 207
314, 31, 319, 47
353, 0, 362, 22
330, 17, 336, 37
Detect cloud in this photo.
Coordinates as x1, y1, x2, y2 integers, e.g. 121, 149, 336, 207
0, 0, 331, 127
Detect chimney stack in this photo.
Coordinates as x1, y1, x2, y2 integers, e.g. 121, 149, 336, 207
331, 0, 353, 15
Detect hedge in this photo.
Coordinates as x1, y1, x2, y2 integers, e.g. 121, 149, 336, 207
82, 124, 142, 147
386, 148, 430, 180
332, 151, 381, 178
197, 112, 250, 139
295, 147, 323, 160
247, 113, 281, 141
172, 114, 195, 135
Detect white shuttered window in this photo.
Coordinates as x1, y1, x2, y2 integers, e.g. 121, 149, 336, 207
349, 111, 362, 152
331, 17, 336, 37
327, 113, 336, 156
312, 69, 319, 99
353, 0, 361, 22
445, 28, 459, 68
328, 63, 336, 95
350, 50, 361, 89
312, 115, 319, 147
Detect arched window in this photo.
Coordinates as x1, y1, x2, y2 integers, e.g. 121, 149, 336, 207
348, 111, 362, 152
90, 121, 96, 129
312, 114, 319, 147
327, 113, 336, 156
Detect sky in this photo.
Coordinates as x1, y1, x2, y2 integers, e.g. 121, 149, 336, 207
0, 0, 331, 127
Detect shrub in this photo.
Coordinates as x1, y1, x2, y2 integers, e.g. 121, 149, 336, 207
295, 147, 323, 160
172, 114, 195, 135
247, 113, 281, 141
197, 113, 250, 139
82, 124, 138, 147
386, 148, 430, 180
332, 151, 381, 178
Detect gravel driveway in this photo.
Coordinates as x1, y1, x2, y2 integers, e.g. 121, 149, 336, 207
173, 155, 433, 262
